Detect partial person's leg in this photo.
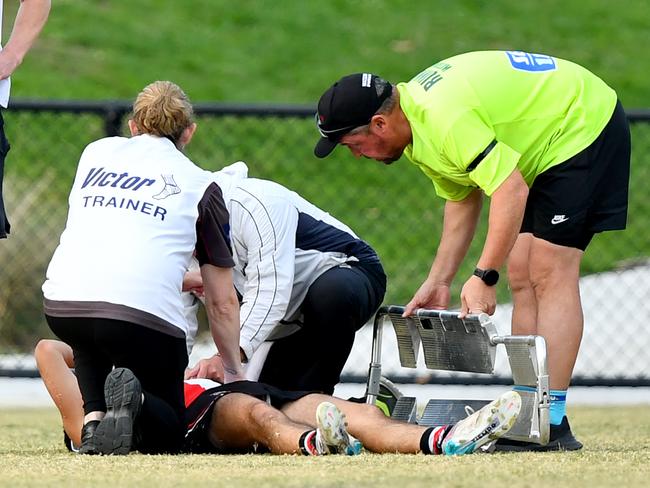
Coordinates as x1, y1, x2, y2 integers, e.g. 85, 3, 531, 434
46, 316, 112, 417
34, 339, 84, 446
260, 264, 384, 393
495, 238, 584, 452
96, 320, 188, 454
208, 393, 314, 454
528, 238, 584, 392
0, 112, 11, 239
46, 316, 113, 454
507, 233, 538, 335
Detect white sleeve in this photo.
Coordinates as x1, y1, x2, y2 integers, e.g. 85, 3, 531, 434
231, 193, 298, 360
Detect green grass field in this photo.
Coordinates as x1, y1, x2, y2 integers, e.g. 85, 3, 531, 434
1, 406, 649, 487
7, 0, 650, 105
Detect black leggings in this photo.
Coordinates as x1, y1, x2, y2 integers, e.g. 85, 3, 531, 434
259, 262, 386, 395
46, 315, 188, 454
0, 112, 11, 238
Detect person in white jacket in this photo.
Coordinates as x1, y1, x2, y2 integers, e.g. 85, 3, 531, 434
186, 174, 386, 395
42, 81, 244, 456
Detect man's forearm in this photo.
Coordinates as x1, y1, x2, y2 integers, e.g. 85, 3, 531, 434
201, 264, 243, 380
477, 170, 529, 270
206, 293, 242, 377
428, 189, 483, 284
4, 0, 51, 62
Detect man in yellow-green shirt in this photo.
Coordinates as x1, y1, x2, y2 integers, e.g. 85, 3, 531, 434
314, 51, 631, 452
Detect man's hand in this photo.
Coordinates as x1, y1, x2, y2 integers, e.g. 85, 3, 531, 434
184, 354, 225, 382
459, 275, 496, 318
182, 269, 204, 297
403, 279, 451, 316
0, 51, 21, 81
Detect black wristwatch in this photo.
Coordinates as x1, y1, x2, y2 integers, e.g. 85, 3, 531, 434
473, 267, 499, 286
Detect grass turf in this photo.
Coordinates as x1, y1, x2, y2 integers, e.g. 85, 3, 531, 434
1, 406, 649, 487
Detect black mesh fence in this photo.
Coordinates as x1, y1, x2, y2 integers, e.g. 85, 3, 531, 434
1, 100, 649, 385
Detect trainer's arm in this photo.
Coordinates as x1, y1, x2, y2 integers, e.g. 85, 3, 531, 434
0, 0, 51, 80
477, 168, 528, 271
404, 188, 482, 316
194, 183, 243, 382
460, 169, 528, 316
201, 264, 244, 382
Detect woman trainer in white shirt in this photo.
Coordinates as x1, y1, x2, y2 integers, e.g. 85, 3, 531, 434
42, 81, 243, 455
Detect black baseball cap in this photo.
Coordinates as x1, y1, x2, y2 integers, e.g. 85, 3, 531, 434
314, 73, 393, 158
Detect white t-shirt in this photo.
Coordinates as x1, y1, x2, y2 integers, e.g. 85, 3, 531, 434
43, 134, 224, 338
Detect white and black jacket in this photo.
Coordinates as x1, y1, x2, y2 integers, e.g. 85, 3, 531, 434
227, 178, 381, 360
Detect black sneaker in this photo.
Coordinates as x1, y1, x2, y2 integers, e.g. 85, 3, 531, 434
494, 416, 583, 452
374, 377, 403, 417
64, 431, 75, 452
94, 368, 143, 455
78, 420, 100, 454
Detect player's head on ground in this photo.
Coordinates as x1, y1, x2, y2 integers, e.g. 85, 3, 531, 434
129, 80, 197, 150
314, 73, 411, 164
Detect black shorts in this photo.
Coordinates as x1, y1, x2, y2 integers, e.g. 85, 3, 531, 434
0, 112, 11, 238
183, 380, 314, 454
521, 100, 631, 250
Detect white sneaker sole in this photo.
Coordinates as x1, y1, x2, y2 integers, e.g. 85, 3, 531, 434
316, 402, 361, 455
442, 391, 521, 455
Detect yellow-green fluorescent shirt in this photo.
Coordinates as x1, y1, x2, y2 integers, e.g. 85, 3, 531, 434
398, 51, 617, 201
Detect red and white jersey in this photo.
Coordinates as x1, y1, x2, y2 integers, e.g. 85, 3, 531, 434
183, 378, 221, 407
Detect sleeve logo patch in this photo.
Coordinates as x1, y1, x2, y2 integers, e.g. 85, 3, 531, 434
506, 51, 556, 72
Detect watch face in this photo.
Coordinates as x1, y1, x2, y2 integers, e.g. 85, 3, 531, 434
483, 269, 499, 286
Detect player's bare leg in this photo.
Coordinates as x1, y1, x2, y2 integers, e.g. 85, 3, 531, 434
281, 394, 424, 453
208, 393, 315, 454
282, 392, 521, 455
508, 233, 538, 335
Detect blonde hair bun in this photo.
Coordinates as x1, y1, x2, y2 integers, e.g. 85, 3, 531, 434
132, 81, 194, 143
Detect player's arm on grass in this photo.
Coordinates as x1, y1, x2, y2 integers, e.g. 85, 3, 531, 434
404, 189, 483, 316
34, 339, 83, 446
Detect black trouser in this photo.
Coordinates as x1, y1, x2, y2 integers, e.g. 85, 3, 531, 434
0, 111, 11, 239
46, 315, 188, 454
258, 261, 386, 395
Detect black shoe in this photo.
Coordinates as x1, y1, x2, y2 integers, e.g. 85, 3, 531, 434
64, 430, 75, 452
94, 368, 143, 455
494, 416, 583, 452
64, 429, 82, 453
77, 420, 100, 455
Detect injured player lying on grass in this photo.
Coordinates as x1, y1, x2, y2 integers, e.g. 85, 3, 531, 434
35, 339, 521, 456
